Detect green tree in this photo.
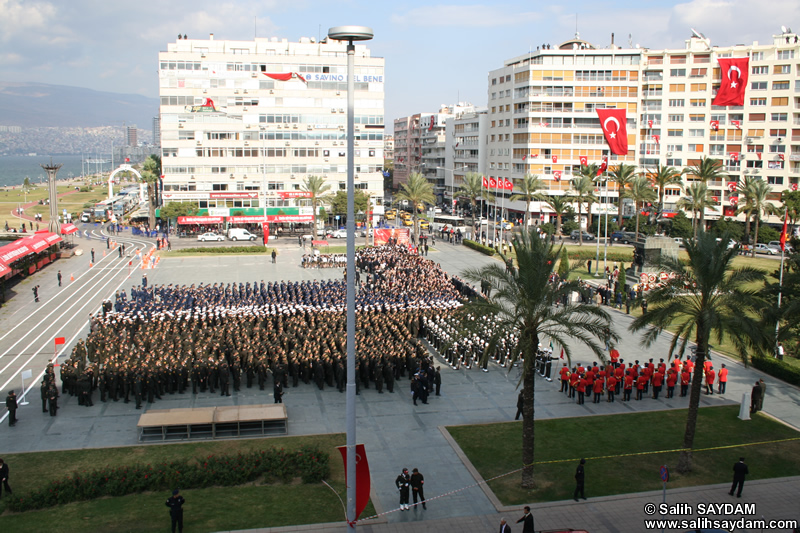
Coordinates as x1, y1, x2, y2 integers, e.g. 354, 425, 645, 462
557, 247, 569, 279
541, 195, 571, 236
569, 171, 598, 245
301, 175, 332, 235
458, 172, 494, 228
669, 210, 693, 239
608, 163, 637, 222
22, 176, 31, 191
626, 175, 657, 237
395, 172, 435, 237
382, 160, 394, 192
711, 218, 745, 243
329, 190, 370, 218
141, 155, 161, 229
737, 177, 776, 256
780, 189, 800, 236
461, 229, 615, 487
677, 182, 716, 238
629, 232, 766, 473
650, 164, 684, 221
159, 202, 199, 220
683, 157, 727, 230
509, 173, 546, 229
618, 265, 627, 304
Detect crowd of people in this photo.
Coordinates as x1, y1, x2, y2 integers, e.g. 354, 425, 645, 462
301, 253, 346, 268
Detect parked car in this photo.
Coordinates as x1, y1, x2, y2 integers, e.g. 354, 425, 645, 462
753, 243, 778, 255
768, 240, 793, 253
419, 220, 430, 230
197, 232, 225, 242
227, 228, 256, 241
331, 229, 348, 238
570, 230, 596, 241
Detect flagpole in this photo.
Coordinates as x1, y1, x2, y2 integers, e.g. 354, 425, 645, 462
594, 173, 602, 277
775, 208, 787, 355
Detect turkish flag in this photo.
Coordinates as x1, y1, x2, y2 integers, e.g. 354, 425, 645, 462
580, 156, 588, 166
504, 179, 513, 191
727, 182, 738, 192
596, 108, 629, 155
647, 120, 653, 129
712, 196, 719, 203
730, 196, 739, 205
124, 157, 130, 163
780, 211, 788, 251
730, 152, 739, 162
552, 155, 558, 164
756, 152, 762, 160
732, 120, 741, 130
710, 120, 719, 131
522, 155, 527, 160
482, 176, 488, 188
338, 444, 371, 521
553, 171, 562, 181
712, 57, 749, 106
597, 157, 608, 176
489, 177, 497, 188
779, 154, 785, 161
262, 222, 269, 245
792, 183, 798, 191
429, 115, 435, 131
532, 154, 539, 158
652, 135, 660, 145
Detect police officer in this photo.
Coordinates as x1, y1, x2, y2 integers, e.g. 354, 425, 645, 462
165, 488, 185, 533
395, 468, 411, 511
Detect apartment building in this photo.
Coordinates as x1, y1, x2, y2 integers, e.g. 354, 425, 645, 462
393, 114, 422, 187
157, 34, 385, 223
443, 107, 488, 207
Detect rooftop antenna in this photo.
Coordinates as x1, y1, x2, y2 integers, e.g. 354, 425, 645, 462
691, 28, 707, 39
254, 15, 257, 39
781, 25, 787, 33
628, 33, 633, 48
575, 13, 578, 39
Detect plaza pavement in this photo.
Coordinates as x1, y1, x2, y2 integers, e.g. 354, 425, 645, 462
0, 229, 798, 532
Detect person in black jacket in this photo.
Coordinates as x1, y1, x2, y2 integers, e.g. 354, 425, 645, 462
0, 458, 12, 497
574, 458, 586, 501
165, 488, 185, 533
410, 467, 426, 509
515, 391, 524, 420
516, 505, 534, 532
5, 391, 17, 427
729, 457, 749, 497
395, 468, 411, 511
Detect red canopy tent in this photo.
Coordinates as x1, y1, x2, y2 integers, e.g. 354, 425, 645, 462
60, 223, 79, 235
0, 262, 11, 278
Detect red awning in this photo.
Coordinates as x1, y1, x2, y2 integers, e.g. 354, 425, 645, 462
228, 215, 268, 223
311, 240, 329, 246
177, 216, 224, 225
26, 232, 62, 253
269, 214, 313, 223
0, 262, 10, 277
0, 239, 33, 264
60, 223, 78, 235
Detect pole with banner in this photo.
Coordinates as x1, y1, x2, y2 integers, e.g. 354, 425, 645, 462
776, 208, 787, 356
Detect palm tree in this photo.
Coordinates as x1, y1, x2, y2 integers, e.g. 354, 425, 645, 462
650, 164, 684, 220
301, 175, 332, 236
569, 173, 597, 245
626, 175, 657, 236
461, 229, 615, 488
630, 231, 766, 473
541, 195, 571, 235
396, 172, 435, 237
458, 172, 493, 229
683, 157, 727, 230
141, 155, 161, 229
609, 163, 637, 223
509, 173, 546, 229
737, 178, 776, 257
677, 182, 717, 239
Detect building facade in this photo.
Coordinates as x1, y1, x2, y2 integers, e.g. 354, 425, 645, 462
158, 34, 385, 223
392, 114, 422, 187
445, 107, 488, 207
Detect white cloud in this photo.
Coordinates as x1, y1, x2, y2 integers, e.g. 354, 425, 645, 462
0, 0, 58, 41
391, 4, 541, 28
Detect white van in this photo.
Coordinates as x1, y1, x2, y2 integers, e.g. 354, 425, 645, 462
227, 228, 257, 241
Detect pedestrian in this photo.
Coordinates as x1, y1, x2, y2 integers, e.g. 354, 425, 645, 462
641, 298, 648, 314
271, 249, 277, 264
32, 285, 40, 302
0, 458, 11, 498
434, 366, 441, 396
57, 270, 62, 287
395, 468, 411, 511
410, 467, 426, 509
515, 390, 524, 420
516, 505, 534, 532
165, 488, 185, 533
5, 390, 18, 427
91, 248, 95, 263
499, 517, 512, 533
142, 274, 148, 288
729, 457, 748, 498
718, 363, 728, 394
758, 378, 766, 411
573, 458, 586, 501
273, 380, 284, 404
750, 380, 762, 414
40, 378, 49, 413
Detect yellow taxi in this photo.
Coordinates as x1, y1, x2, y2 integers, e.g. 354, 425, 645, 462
419, 220, 430, 230
400, 211, 412, 221
502, 219, 514, 229
402, 218, 413, 226
385, 211, 396, 220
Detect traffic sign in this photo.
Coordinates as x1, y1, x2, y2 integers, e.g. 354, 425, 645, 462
660, 465, 669, 483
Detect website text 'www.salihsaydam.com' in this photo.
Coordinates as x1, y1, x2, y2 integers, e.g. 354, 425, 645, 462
642, 502, 797, 531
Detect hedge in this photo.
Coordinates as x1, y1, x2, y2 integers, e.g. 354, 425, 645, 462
563, 248, 633, 263
463, 239, 496, 256
750, 356, 800, 387
174, 246, 273, 255
7, 446, 328, 513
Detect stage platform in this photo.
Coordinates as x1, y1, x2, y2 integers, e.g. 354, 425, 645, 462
137, 404, 288, 442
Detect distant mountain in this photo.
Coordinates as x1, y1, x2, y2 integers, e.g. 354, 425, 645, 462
0, 82, 159, 128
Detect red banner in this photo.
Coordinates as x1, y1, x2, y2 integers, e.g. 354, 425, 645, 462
228, 216, 268, 223
177, 216, 224, 225
54, 337, 66, 345
262, 222, 270, 245
337, 444, 371, 521
209, 192, 259, 199
278, 191, 313, 198
596, 108, 629, 155
269, 214, 313, 223
712, 57, 749, 107
60, 223, 78, 235
374, 228, 410, 246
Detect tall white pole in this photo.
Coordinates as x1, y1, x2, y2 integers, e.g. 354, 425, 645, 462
775, 208, 787, 354
594, 176, 602, 276
603, 176, 609, 274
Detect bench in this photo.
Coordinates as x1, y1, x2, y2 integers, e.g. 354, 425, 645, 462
137, 404, 288, 442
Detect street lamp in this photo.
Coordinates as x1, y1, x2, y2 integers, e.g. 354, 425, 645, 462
594, 175, 606, 277
327, 25, 373, 533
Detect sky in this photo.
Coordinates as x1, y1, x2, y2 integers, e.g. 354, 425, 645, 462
1, 0, 799, 125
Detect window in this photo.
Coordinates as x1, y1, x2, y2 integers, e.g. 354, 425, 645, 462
774, 65, 791, 74
709, 144, 724, 155
669, 84, 686, 92
777, 50, 795, 60
751, 81, 767, 90
690, 83, 707, 92
773, 81, 790, 90
769, 129, 787, 137
688, 144, 704, 152
772, 97, 789, 106
751, 51, 764, 61
751, 65, 768, 75
689, 114, 705, 122
689, 129, 704, 137
769, 144, 786, 153
689, 68, 707, 77
668, 114, 684, 122
768, 176, 784, 185
670, 68, 686, 77
690, 99, 706, 107
749, 113, 766, 121
492, 78, 497, 85
750, 98, 767, 106
666, 144, 683, 152
670, 55, 686, 64
669, 99, 685, 107
492, 107, 496, 113
771, 113, 788, 121
666, 158, 682, 166
710, 114, 726, 124
667, 129, 684, 137
491, 92, 496, 99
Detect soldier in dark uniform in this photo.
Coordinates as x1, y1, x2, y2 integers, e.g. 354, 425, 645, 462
273, 380, 284, 403
410, 468, 426, 509
6, 390, 18, 426
573, 458, 586, 501
218, 362, 230, 397
395, 468, 411, 511
47, 384, 59, 416
165, 488, 185, 533
134, 372, 143, 409
40, 379, 49, 413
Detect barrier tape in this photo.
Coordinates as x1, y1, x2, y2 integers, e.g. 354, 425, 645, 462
356, 436, 800, 523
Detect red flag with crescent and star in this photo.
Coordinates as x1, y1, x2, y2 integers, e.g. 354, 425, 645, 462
792, 183, 798, 191
647, 120, 653, 129
730, 152, 739, 162
712, 57, 749, 106
727, 182, 738, 192
710, 120, 719, 131
732, 120, 741, 130
596, 108, 628, 155
504, 178, 513, 191
597, 156, 608, 176
429, 115, 435, 131
482, 176, 488, 188
552, 155, 558, 164
337, 444, 371, 521
489, 177, 497, 189
756, 152, 762, 160
553, 171, 562, 181
779, 154, 785, 161
580, 156, 588, 166
780, 209, 788, 252
730, 196, 739, 206
652, 135, 660, 145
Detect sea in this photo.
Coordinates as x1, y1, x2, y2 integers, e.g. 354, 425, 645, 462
0, 154, 113, 188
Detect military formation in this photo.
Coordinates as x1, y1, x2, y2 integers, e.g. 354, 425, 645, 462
52, 245, 471, 411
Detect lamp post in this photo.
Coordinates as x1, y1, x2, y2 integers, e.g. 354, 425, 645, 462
327, 25, 373, 533
594, 176, 605, 277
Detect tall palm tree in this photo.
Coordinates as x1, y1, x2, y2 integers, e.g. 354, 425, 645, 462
569, 173, 597, 245
461, 229, 615, 488
509, 173, 546, 229
141, 155, 161, 229
396, 172, 435, 237
737, 178, 776, 257
609, 163, 637, 224
650, 164, 684, 220
301, 175, 332, 236
458, 172, 493, 229
683, 157, 727, 230
626, 175, 657, 236
677, 182, 717, 238
630, 231, 766, 473
541, 195, 571, 235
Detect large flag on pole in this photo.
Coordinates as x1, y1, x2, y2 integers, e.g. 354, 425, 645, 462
596, 108, 629, 155
780, 209, 788, 252
712, 57, 749, 107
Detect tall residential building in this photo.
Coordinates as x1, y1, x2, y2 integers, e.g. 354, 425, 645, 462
393, 113, 422, 187
158, 34, 385, 221
127, 125, 138, 147
485, 30, 800, 227
445, 107, 488, 207
383, 134, 394, 162
152, 116, 161, 148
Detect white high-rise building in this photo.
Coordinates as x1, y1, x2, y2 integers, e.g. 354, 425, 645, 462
158, 34, 385, 225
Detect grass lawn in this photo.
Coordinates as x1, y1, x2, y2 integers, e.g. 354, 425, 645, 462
447, 405, 800, 505
0, 433, 373, 532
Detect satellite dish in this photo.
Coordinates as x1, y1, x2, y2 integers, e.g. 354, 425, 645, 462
691, 28, 706, 39
781, 25, 788, 33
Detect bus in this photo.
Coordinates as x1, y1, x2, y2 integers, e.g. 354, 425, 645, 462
431, 215, 469, 234
92, 199, 115, 222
